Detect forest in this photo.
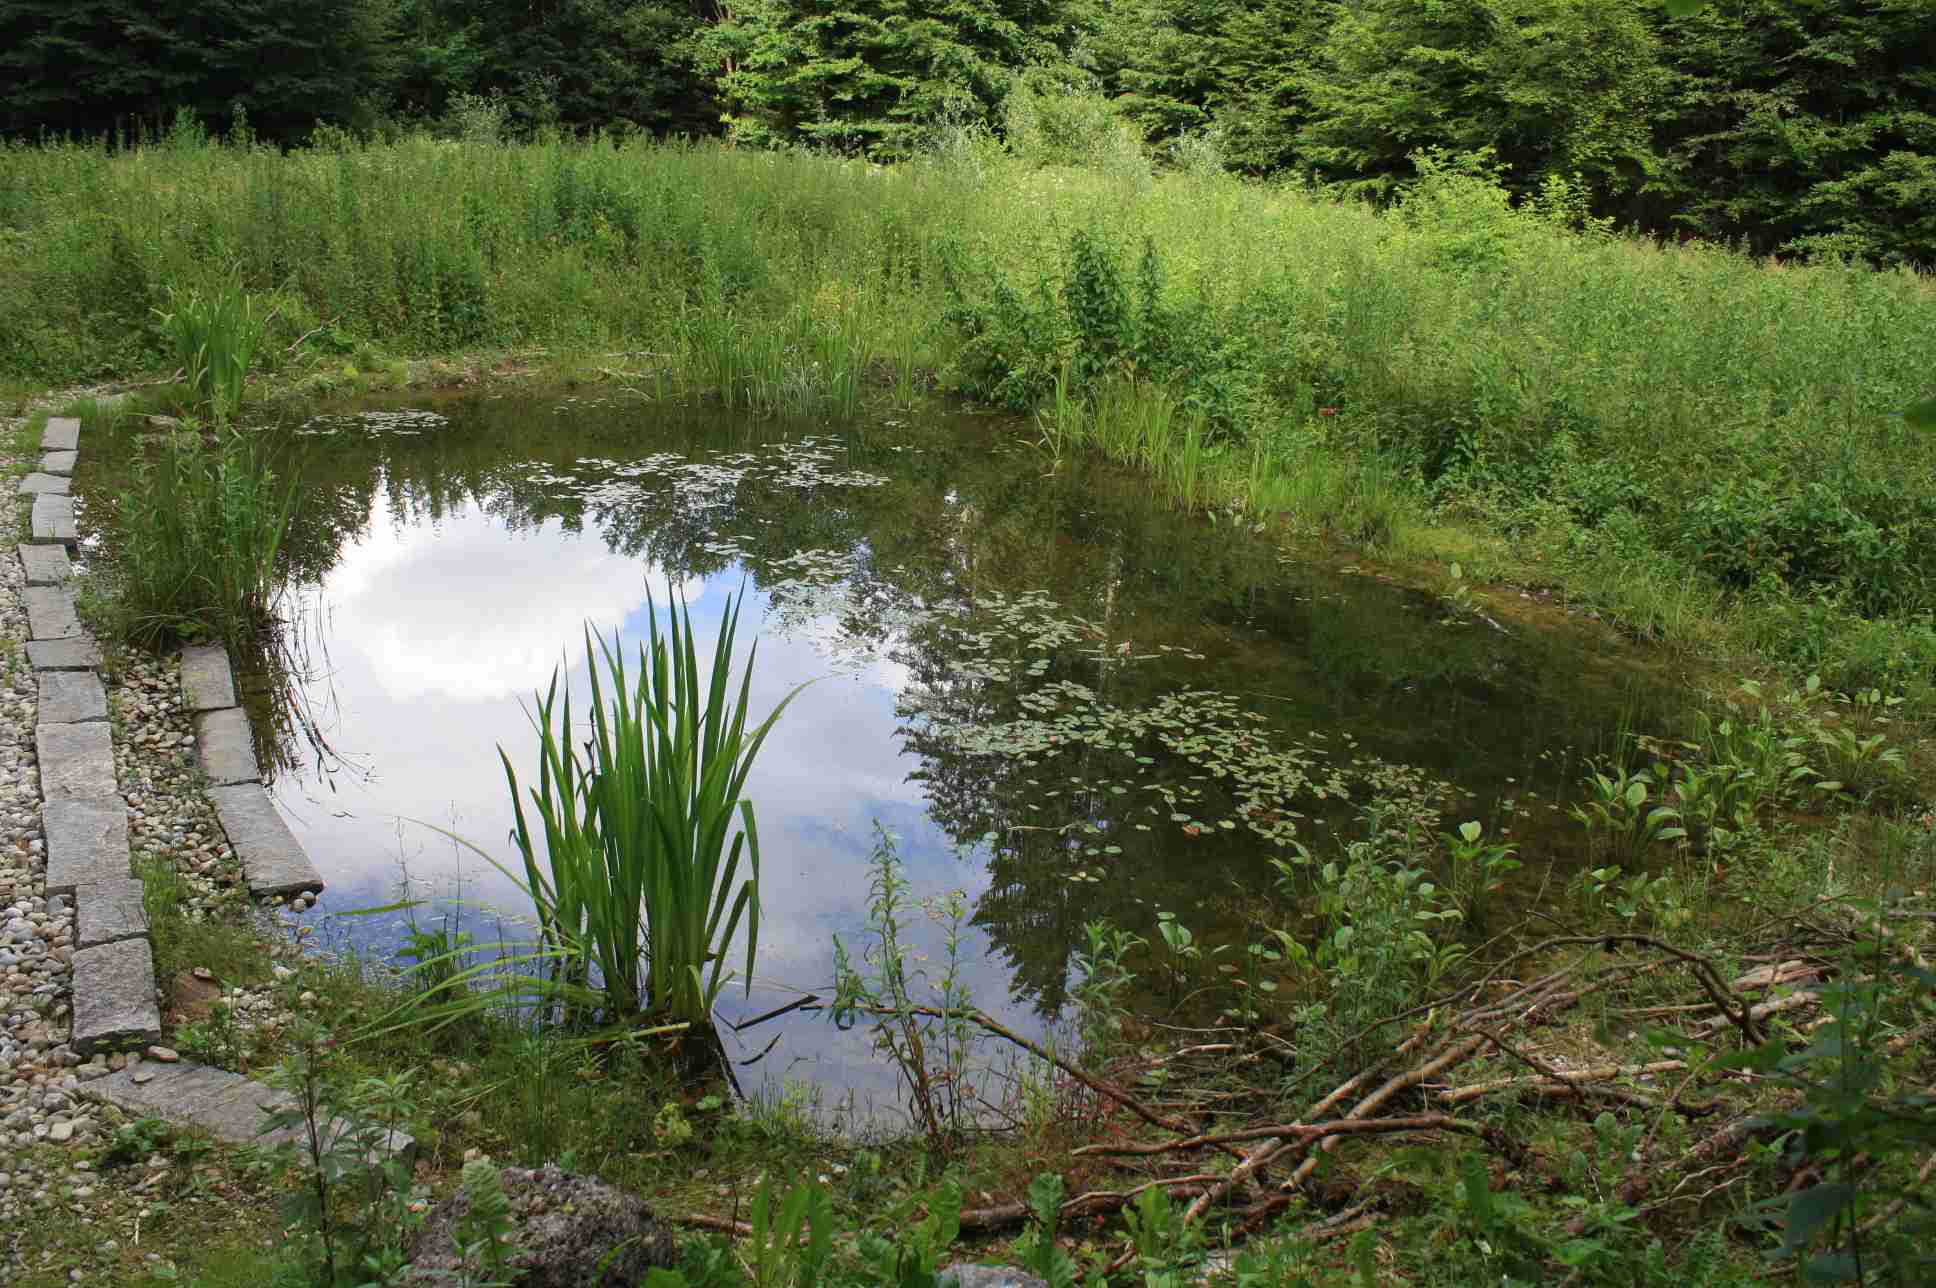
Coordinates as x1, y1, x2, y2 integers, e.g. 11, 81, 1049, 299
2, 0, 1933, 266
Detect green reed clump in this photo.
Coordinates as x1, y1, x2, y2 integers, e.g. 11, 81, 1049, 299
500, 587, 806, 1027
154, 277, 264, 421
107, 418, 297, 647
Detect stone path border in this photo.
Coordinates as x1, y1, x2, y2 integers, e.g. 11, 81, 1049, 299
18, 416, 157, 1057
18, 410, 349, 1152
182, 643, 323, 897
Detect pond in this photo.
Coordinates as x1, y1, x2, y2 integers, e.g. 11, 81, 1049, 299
85, 391, 1684, 1113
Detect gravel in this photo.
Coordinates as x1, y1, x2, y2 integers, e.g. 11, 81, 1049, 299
0, 427, 300, 1281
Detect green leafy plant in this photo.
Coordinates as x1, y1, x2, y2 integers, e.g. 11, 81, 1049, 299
1570, 761, 1687, 858
452, 1157, 521, 1288
154, 276, 267, 422
832, 827, 979, 1151
497, 585, 805, 1026
747, 1175, 833, 1288
1069, 919, 1145, 1062
261, 1028, 421, 1287
1439, 819, 1521, 930
1722, 942, 1936, 1283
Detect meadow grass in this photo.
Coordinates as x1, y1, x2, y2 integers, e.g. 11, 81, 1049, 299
4, 127, 1933, 694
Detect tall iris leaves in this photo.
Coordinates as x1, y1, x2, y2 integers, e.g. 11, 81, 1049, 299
502, 585, 806, 1026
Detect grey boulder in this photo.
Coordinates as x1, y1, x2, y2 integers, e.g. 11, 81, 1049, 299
404, 1164, 678, 1287
940, 1266, 1051, 1288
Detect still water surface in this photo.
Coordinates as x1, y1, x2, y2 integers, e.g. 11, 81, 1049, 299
94, 391, 1683, 1110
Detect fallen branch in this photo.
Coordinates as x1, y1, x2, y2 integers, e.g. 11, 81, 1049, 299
1441, 1060, 1688, 1104
957, 1179, 1214, 1233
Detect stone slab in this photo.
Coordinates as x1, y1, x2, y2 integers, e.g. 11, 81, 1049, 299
30, 494, 76, 544
40, 450, 77, 477
70, 937, 161, 1055
207, 784, 323, 896
40, 417, 80, 452
196, 707, 260, 785
180, 642, 238, 712
43, 798, 131, 895
17, 472, 70, 496
26, 637, 101, 671
18, 542, 72, 586
39, 669, 107, 725
84, 1060, 417, 1158
76, 877, 147, 948
36, 722, 118, 800
23, 585, 80, 640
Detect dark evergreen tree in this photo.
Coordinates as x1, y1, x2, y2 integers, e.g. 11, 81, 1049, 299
457, 0, 716, 136
693, 0, 1088, 156
1297, 0, 1670, 202
0, 0, 398, 141
1654, 0, 1936, 265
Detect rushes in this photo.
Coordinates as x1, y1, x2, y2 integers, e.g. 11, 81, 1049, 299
501, 586, 806, 1027
108, 420, 296, 647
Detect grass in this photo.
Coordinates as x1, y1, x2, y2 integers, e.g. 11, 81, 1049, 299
93, 414, 297, 648
3, 125, 1931, 699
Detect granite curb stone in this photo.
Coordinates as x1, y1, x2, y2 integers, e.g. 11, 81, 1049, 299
70, 937, 163, 1054
30, 493, 77, 544
43, 798, 131, 895
36, 721, 118, 799
23, 585, 80, 639
196, 707, 261, 785
26, 637, 102, 671
76, 877, 148, 948
85, 1061, 417, 1157
180, 641, 239, 711
40, 417, 80, 451
207, 783, 323, 895
38, 669, 108, 725
18, 542, 72, 585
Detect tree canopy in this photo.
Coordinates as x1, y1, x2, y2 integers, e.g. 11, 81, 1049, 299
1, 0, 1931, 263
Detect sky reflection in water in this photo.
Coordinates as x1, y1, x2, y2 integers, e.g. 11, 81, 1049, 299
233, 393, 1681, 1115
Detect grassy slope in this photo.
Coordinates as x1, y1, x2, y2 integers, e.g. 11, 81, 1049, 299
2, 131, 1933, 704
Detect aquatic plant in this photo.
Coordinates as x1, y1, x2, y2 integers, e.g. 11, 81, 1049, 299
502, 586, 806, 1027
153, 277, 267, 422
106, 417, 297, 647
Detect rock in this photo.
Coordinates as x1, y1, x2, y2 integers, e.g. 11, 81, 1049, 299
145, 1046, 178, 1063
403, 1165, 677, 1287
940, 1266, 1051, 1288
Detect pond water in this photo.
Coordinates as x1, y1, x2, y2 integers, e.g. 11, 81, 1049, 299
85, 391, 1683, 1113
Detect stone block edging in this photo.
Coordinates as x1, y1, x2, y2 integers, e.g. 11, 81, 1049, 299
179, 642, 325, 898
17, 411, 159, 1056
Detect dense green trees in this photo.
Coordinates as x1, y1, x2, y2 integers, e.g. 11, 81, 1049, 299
693, 0, 1086, 155
0, 0, 397, 139
1, 0, 1932, 263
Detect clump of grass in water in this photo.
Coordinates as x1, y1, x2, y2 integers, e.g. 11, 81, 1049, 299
106, 418, 297, 648
496, 586, 807, 1029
